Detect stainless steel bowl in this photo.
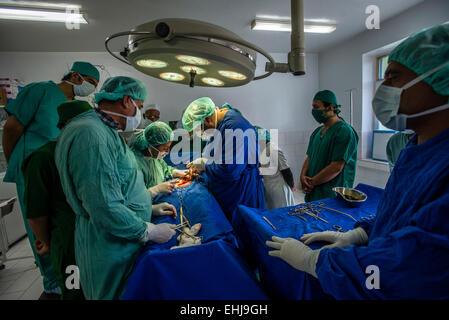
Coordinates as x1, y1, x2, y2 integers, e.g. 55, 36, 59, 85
333, 187, 367, 207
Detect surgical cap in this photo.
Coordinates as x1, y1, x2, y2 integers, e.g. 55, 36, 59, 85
254, 125, 271, 142
313, 90, 339, 106
131, 121, 174, 150
182, 97, 215, 132
57, 100, 92, 129
146, 104, 160, 112
94, 76, 147, 104
69, 61, 100, 81
389, 23, 449, 96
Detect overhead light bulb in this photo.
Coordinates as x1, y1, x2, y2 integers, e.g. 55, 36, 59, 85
218, 70, 247, 80
176, 55, 210, 66
251, 19, 336, 34
202, 77, 224, 86
0, 7, 87, 24
137, 59, 168, 68
160, 72, 185, 82
180, 65, 207, 75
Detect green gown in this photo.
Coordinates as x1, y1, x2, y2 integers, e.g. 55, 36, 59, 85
22, 141, 84, 300
131, 148, 174, 188
386, 132, 410, 172
305, 120, 358, 202
4, 81, 67, 292
55, 110, 152, 300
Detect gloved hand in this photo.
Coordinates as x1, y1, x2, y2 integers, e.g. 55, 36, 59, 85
301, 227, 369, 249
173, 169, 188, 178
142, 222, 176, 244
148, 181, 175, 198
266, 236, 320, 277
187, 158, 208, 172
152, 202, 177, 218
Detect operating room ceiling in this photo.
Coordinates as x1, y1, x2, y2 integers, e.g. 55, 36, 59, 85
0, 0, 424, 53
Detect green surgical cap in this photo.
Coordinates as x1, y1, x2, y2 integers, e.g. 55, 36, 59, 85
70, 61, 100, 81
389, 23, 449, 96
57, 100, 92, 128
182, 97, 215, 132
313, 90, 338, 106
94, 76, 147, 104
131, 121, 174, 150
254, 125, 271, 142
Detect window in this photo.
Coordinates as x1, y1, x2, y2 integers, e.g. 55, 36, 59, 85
376, 55, 389, 81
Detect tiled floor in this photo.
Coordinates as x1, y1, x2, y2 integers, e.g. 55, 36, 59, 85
0, 237, 43, 300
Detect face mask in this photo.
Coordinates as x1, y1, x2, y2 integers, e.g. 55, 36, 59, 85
372, 61, 449, 131
149, 144, 168, 159
312, 109, 333, 124
65, 75, 96, 97
104, 98, 142, 132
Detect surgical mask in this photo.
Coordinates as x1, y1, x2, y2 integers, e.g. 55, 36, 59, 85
312, 109, 333, 124
372, 61, 449, 131
149, 144, 168, 159
104, 99, 142, 132
65, 75, 96, 97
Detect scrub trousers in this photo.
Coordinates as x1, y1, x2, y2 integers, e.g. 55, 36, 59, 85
16, 183, 60, 293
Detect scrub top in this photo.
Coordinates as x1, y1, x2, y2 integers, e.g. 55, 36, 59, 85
386, 132, 410, 172
4, 81, 67, 185
22, 141, 84, 300
131, 148, 174, 188
204, 109, 265, 222
55, 109, 152, 300
305, 120, 358, 202
316, 127, 449, 299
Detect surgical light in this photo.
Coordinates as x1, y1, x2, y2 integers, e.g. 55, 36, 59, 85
160, 72, 185, 82
176, 55, 210, 66
137, 59, 168, 68
180, 66, 207, 75
202, 77, 224, 86
105, 0, 308, 88
218, 70, 247, 81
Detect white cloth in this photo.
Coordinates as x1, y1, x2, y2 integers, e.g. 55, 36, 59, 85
259, 142, 295, 209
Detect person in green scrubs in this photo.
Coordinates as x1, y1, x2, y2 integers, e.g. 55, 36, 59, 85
386, 131, 413, 172
300, 90, 358, 202
1, 61, 99, 297
22, 100, 92, 300
55, 77, 177, 300
129, 121, 188, 193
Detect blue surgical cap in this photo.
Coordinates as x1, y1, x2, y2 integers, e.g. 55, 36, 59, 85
389, 23, 449, 96
68, 61, 100, 81
94, 76, 147, 104
131, 121, 174, 150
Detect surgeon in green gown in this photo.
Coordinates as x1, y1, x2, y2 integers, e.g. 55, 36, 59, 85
22, 100, 92, 300
129, 121, 188, 195
55, 76, 177, 300
2, 61, 99, 297
386, 131, 413, 172
300, 90, 359, 202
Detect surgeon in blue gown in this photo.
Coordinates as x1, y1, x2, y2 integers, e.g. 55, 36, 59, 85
182, 97, 265, 223
266, 24, 449, 299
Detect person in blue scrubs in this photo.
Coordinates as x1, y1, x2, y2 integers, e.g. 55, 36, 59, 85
266, 24, 449, 299
2, 61, 99, 299
182, 97, 265, 222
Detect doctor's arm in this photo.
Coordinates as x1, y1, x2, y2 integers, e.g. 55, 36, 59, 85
2, 115, 24, 163
308, 160, 345, 187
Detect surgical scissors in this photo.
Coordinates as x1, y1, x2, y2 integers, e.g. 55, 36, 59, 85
333, 225, 344, 232
360, 214, 376, 221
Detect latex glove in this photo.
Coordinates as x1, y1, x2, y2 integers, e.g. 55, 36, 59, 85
152, 202, 177, 219
142, 222, 176, 244
148, 181, 175, 198
266, 236, 320, 278
301, 227, 369, 249
187, 158, 208, 172
173, 169, 188, 178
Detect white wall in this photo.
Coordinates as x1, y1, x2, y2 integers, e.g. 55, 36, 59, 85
0, 51, 320, 185
318, 0, 449, 188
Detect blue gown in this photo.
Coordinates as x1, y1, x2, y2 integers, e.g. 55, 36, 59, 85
204, 109, 265, 223
315, 127, 449, 299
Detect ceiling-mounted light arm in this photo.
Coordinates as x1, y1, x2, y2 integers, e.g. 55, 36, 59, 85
105, 31, 156, 65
